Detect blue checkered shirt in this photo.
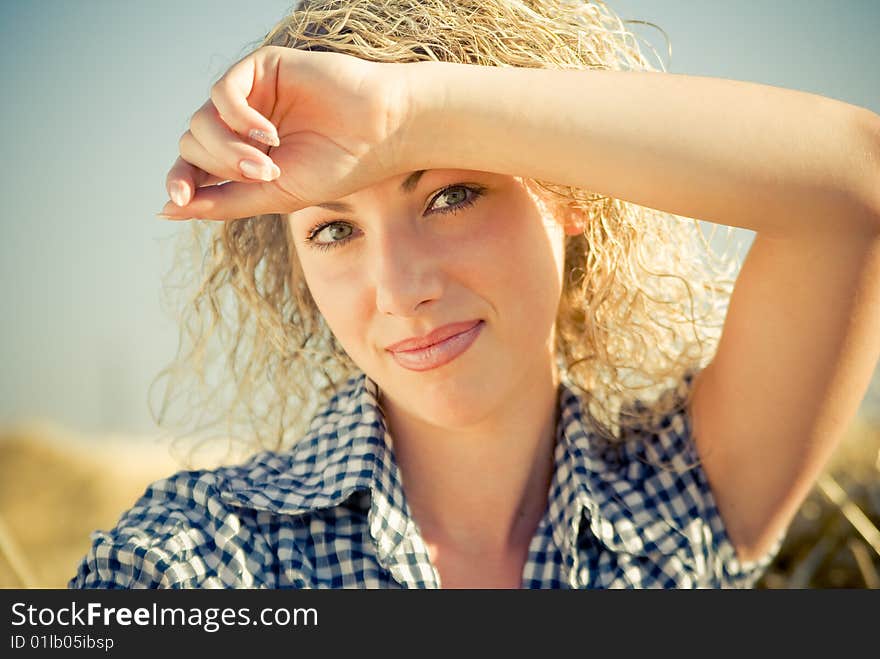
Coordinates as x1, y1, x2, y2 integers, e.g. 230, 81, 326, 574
69, 370, 782, 589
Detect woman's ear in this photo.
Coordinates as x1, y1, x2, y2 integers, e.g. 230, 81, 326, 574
562, 208, 586, 236
564, 223, 583, 236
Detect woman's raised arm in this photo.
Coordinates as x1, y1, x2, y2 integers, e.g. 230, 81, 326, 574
392, 61, 880, 563
398, 62, 880, 237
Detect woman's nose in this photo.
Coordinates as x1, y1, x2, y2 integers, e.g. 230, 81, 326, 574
372, 231, 444, 317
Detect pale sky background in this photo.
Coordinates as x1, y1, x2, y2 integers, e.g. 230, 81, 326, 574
1, 0, 879, 438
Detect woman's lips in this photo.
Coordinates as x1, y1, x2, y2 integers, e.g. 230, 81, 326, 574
388, 320, 484, 372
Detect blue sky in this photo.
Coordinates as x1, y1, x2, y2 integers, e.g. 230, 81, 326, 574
1, 1, 878, 436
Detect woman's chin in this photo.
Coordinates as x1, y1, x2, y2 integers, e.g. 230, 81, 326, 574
381, 376, 503, 430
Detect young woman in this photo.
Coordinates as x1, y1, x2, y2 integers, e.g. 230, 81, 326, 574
70, 0, 880, 589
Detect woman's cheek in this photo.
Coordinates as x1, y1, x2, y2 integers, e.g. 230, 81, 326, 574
299, 264, 362, 335
445, 213, 514, 268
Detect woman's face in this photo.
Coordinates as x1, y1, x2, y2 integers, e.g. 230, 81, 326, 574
287, 169, 577, 427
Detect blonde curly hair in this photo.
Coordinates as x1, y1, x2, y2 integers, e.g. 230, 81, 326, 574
149, 0, 741, 468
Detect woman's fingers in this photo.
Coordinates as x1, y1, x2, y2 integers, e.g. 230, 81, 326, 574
159, 46, 300, 219
166, 102, 281, 209
190, 99, 281, 182
165, 155, 226, 207
158, 178, 304, 221
210, 47, 281, 149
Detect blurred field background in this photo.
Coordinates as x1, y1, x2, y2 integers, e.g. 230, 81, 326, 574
2, 1, 879, 589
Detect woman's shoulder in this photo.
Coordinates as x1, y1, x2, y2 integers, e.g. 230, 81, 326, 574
68, 374, 375, 590
67, 462, 279, 589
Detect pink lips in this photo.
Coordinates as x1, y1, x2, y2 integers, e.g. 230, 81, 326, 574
386, 320, 484, 372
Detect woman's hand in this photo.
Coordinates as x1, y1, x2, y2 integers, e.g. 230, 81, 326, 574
159, 46, 414, 221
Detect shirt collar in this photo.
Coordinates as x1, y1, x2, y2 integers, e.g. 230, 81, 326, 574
547, 374, 616, 585
218, 370, 605, 584
218, 372, 419, 575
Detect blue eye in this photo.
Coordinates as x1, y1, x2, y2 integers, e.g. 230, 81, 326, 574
304, 184, 485, 252
430, 185, 476, 215
311, 223, 353, 244
304, 222, 355, 252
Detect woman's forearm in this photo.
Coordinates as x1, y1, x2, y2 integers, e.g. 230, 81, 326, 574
398, 62, 880, 236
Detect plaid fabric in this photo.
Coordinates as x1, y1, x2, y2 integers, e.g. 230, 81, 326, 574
69, 370, 783, 589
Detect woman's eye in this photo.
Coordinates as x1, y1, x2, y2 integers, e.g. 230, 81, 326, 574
430, 186, 471, 212
313, 223, 352, 244
304, 221, 357, 252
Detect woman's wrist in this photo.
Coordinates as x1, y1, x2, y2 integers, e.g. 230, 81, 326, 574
389, 59, 478, 174
388, 60, 553, 178
367, 59, 436, 177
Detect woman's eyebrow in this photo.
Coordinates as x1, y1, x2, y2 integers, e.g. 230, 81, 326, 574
313, 170, 428, 212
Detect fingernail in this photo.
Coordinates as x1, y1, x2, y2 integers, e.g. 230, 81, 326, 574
248, 128, 280, 147
169, 180, 189, 207
240, 159, 278, 181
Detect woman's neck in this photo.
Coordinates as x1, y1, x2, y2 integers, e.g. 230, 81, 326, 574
380, 360, 561, 559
